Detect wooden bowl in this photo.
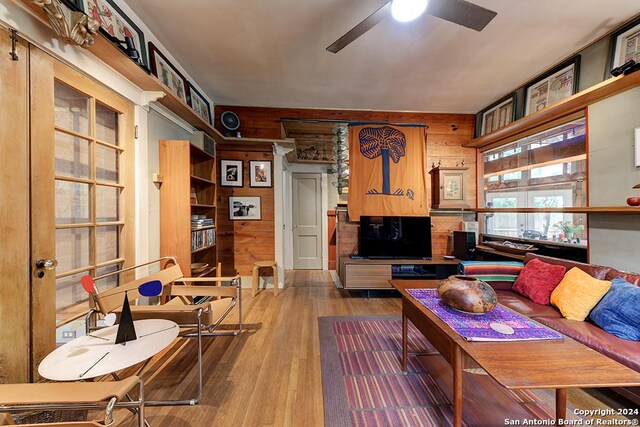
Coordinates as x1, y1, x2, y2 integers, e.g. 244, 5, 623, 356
438, 275, 497, 314
191, 263, 209, 274
627, 197, 640, 207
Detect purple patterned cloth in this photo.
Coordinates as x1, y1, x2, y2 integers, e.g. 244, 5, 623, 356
407, 289, 564, 342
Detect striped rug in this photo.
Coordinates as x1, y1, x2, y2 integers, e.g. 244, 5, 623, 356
319, 315, 580, 427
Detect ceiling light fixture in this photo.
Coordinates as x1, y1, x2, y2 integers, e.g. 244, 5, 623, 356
391, 0, 428, 22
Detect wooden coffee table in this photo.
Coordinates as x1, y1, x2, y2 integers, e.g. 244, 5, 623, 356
391, 280, 640, 427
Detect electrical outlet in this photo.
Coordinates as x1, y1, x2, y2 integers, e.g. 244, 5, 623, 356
61, 331, 76, 339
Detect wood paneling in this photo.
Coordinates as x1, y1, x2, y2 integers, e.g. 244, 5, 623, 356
215, 106, 477, 210
327, 210, 336, 270
217, 143, 275, 276
431, 216, 467, 256
0, 28, 29, 383
215, 107, 476, 270
215, 106, 475, 140
335, 208, 358, 278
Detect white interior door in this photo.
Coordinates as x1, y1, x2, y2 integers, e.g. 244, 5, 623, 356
292, 173, 322, 269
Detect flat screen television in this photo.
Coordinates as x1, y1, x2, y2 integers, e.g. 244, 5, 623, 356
359, 216, 432, 259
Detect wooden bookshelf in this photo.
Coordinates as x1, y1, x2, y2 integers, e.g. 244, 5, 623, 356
160, 140, 217, 276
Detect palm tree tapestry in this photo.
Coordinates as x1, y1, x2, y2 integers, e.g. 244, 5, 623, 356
348, 124, 428, 220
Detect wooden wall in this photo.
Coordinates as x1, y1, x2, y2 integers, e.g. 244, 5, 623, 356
217, 142, 275, 276
215, 106, 477, 260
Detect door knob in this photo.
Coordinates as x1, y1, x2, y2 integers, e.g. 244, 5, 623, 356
35, 259, 58, 270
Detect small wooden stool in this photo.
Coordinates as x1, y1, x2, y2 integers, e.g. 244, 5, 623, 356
252, 261, 279, 296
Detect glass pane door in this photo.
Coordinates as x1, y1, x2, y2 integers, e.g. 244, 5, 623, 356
54, 81, 124, 325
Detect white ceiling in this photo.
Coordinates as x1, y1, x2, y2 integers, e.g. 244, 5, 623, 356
127, 0, 640, 113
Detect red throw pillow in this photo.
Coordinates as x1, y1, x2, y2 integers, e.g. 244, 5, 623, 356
512, 258, 567, 305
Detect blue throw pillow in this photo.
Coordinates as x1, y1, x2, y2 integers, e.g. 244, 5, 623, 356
589, 277, 640, 341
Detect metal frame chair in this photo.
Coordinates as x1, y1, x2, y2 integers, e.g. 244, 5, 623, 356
0, 376, 145, 426
85, 257, 242, 407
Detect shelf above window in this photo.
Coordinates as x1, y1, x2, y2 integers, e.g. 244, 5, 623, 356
464, 71, 640, 150
476, 207, 640, 214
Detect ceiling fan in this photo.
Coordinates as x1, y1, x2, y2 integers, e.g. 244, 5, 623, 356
326, 0, 497, 53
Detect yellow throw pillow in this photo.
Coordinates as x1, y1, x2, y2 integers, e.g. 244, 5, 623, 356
550, 267, 611, 321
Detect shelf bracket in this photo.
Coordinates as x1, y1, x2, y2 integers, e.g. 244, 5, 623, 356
273, 142, 295, 157
139, 90, 165, 107
31, 0, 99, 47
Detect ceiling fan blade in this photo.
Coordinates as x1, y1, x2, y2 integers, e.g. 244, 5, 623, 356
326, 1, 392, 54
427, 0, 497, 31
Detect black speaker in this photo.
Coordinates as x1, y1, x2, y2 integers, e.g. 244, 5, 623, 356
453, 231, 476, 260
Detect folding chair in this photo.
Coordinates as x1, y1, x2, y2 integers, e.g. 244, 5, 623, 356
0, 376, 145, 426
85, 257, 242, 406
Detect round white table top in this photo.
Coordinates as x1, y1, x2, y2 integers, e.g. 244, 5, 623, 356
39, 319, 179, 381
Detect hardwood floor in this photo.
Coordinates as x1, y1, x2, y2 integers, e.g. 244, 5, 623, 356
113, 271, 633, 427
117, 270, 399, 426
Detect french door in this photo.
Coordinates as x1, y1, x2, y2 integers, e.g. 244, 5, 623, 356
34, 49, 135, 377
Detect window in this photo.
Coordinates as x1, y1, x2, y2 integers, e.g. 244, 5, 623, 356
481, 117, 587, 245
54, 81, 125, 325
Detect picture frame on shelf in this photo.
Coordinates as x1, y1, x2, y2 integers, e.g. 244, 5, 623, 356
148, 42, 188, 103
220, 160, 243, 187
229, 196, 261, 221
187, 82, 212, 125
81, 0, 149, 70
249, 160, 272, 187
524, 56, 580, 116
608, 17, 640, 70
478, 93, 517, 136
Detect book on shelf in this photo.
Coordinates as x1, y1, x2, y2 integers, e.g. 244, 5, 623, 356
191, 214, 214, 229
191, 228, 215, 250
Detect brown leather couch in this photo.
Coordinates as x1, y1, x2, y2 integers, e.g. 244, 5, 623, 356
491, 253, 640, 404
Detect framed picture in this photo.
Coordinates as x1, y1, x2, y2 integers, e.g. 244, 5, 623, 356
478, 93, 517, 136
187, 83, 212, 125
609, 17, 640, 71
61, 0, 83, 11
220, 160, 243, 187
442, 172, 463, 200
249, 160, 272, 187
524, 56, 580, 116
81, 0, 149, 70
229, 196, 261, 220
148, 42, 188, 103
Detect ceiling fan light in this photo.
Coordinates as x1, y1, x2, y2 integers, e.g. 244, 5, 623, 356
391, 0, 428, 22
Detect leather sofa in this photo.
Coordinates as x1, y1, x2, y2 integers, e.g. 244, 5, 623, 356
489, 253, 640, 405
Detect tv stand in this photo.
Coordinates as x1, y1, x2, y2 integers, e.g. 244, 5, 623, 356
338, 256, 458, 290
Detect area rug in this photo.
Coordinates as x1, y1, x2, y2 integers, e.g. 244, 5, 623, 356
319, 315, 580, 427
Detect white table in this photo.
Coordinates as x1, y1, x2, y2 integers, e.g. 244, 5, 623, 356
39, 319, 179, 381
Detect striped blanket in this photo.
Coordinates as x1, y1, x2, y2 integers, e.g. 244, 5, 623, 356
458, 261, 524, 285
